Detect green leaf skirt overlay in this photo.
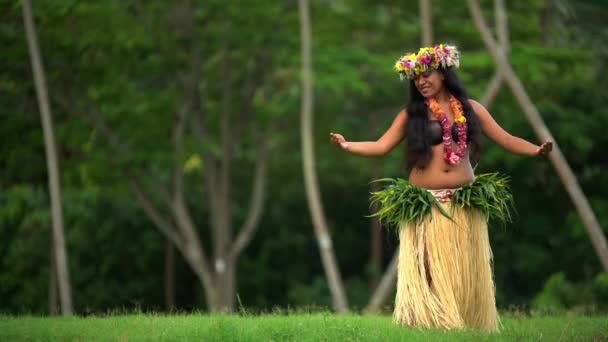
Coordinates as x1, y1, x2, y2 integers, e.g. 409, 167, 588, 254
369, 172, 514, 230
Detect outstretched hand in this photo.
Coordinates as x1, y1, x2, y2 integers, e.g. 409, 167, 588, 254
536, 141, 553, 156
329, 132, 349, 151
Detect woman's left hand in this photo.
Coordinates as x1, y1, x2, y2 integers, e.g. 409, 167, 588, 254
536, 141, 553, 156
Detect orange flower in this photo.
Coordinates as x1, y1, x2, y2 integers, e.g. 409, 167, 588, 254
449, 96, 467, 123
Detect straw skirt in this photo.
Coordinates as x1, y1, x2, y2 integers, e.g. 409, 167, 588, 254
393, 202, 499, 332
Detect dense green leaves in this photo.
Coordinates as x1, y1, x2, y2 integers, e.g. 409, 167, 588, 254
1, 0, 607, 313
370, 173, 513, 229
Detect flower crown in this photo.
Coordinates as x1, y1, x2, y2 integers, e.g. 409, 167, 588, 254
394, 44, 460, 80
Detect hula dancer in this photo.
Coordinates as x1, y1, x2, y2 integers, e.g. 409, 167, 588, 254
329, 44, 552, 332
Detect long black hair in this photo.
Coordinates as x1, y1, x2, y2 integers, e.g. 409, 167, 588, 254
405, 67, 482, 170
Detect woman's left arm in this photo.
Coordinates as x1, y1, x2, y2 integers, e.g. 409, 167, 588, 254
470, 99, 552, 157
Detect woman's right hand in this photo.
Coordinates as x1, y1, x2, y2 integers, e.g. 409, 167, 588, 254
536, 141, 553, 156
330, 132, 349, 151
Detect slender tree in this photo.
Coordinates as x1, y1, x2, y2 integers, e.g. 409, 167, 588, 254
299, 0, 348, 312
368, 113, 382, 289
467, 0, 608, 272
481, 0, 509, 109
22, 0, 73, 316
52, 1, 277, 312
48, 244, 58, 315
365, 252, 398, 313
419, 0, 433, 46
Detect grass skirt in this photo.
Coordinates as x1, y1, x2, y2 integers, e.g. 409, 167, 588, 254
369, 174, 512, 332
394, 202, 498, 331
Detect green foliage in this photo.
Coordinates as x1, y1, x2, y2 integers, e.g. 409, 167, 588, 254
0, 186, 168, 314
533, 272, 608, 314
369, 178, 439, 228
370, 173, 513, 229
0, 186, 50, 313
452, 173, 514, 225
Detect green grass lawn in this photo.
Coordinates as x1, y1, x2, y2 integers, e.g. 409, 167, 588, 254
1, 313, 606, 341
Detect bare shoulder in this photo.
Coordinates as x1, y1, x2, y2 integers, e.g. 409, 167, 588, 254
467, 99, 490, 119
467, 99, 484, 112
396, 108, 408, 121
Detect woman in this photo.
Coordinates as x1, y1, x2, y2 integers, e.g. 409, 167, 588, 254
329, 44, 552, 332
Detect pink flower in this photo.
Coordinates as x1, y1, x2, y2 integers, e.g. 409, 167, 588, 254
446, 151, 460, 165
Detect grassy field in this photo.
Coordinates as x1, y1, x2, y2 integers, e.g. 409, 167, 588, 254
1, 312, 606, 341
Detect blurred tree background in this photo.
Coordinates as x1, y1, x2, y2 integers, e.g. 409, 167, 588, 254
1, 0, 607, 315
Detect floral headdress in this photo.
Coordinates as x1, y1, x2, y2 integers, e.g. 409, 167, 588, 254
394, 44, 460, 80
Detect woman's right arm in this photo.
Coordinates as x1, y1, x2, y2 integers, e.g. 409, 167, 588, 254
330, 109, 407, 157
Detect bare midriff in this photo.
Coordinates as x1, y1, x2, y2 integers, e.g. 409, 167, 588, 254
408, 144, 474, 190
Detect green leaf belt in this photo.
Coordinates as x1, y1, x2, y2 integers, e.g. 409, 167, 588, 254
369, 173, 514, 229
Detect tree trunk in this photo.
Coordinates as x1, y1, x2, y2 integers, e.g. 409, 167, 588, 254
299, 0, 348, 313
467, 0, 608, 272
210, 36, 235, 312
418, 0, 433, 46
369, 170, 382, 290
481, 0, 509, 109
364, 249, 398, 313
54, 0, 273, 313
48, 243, 58, 316
368, 114, 382, 289
223, 259, 236, 311
22, 0, 73, 316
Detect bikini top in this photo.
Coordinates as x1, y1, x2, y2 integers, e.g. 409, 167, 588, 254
429, 120, 461, 145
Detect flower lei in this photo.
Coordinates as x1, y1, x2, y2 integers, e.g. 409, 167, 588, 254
425, 95, 468, 165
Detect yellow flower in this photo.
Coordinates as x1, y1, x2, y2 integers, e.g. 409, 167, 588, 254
455, 116, 467, 123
